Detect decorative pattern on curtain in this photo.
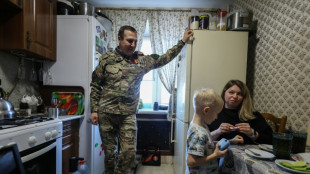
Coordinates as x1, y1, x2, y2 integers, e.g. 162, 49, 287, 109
103, 9, 148, 51
147, 10, 190, 120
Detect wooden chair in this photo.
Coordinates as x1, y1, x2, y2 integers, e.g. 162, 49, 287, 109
261, 113, 287, 133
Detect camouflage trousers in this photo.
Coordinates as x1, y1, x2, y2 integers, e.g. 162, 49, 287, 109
98, 112, 137, 174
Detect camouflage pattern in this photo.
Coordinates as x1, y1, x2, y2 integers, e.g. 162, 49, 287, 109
98, 112, 136, 174
90, 40, 185, 174
90, 40, 185, 115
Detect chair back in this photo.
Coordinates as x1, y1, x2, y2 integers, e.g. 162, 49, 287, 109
261, 113, 287, 133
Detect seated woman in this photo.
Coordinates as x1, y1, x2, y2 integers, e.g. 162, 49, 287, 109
208, 80, 273, 144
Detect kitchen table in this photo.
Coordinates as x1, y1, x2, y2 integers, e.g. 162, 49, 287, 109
222, 145, 292, 174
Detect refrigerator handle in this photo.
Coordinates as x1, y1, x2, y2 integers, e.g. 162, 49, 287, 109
171, 118, 176, 143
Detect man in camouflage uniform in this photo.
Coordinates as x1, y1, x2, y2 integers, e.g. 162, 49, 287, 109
90, 25, 193, 174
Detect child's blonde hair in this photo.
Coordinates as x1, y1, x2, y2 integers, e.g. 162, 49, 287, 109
193, 88, 223, 116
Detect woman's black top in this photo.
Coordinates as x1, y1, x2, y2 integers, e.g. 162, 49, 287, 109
208, 108, 273, 144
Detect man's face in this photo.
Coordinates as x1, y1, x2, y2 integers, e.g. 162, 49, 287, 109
118, 30, 137, 56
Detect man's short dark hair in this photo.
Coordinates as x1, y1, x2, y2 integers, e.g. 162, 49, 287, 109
118, 26, 137, 40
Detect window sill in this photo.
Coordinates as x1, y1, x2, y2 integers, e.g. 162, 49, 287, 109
137, 109, 168, 120
137, 109, 168, 115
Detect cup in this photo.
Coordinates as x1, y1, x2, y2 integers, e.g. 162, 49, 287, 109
272, 133, 293, 159
291, 131, 307, 154
153, 102, 159, 111
48, 108, 59, 118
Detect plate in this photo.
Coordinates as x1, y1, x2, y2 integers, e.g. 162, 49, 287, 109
258, 144, 273, 152
275, 159, 310, 174
245, 148, 275, 159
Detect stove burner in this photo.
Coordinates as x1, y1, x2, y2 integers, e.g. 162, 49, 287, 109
0, 115, 54, 130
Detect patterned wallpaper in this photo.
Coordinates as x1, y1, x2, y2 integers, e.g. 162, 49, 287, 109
233, 0, 310, 131
0, 51, 40, 108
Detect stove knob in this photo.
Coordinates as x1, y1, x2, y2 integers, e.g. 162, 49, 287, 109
28, 136, 37, 145
51, 130, 58, 137
45, 132, 52, 140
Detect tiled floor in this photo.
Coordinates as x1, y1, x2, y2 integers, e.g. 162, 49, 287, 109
130, 156, 174, 174
134, 163, 174, 174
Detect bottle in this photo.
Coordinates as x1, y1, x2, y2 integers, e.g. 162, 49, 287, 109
216, 10, 227, 31
189, 16, 199, 30
77, 160, 90, 174
199, 14, 209, 30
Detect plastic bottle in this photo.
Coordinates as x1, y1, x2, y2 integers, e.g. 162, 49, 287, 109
216, 10, 227, 31
77, 160, 90, 174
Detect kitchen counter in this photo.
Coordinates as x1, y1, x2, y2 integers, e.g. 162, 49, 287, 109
58, 115, 84, 122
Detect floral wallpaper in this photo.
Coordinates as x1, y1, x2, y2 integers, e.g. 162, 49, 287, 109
233, 0, 310, 131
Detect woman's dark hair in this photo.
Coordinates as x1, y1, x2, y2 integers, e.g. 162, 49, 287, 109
118, 25, 137, 40
221, 80, 255, 121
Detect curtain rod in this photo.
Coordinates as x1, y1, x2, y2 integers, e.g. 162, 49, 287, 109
96, 7, 219, 13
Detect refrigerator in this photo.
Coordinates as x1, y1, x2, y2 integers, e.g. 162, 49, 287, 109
173, 30, 248, 174
43, 15, 109, 174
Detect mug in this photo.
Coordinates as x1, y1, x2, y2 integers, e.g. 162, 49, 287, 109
291, 131, 307, 154
272, 133, 292, 159
153, 102, 159, 111
48, 108, 59, 118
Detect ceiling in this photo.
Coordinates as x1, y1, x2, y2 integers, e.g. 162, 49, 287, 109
83, 0, 235, 9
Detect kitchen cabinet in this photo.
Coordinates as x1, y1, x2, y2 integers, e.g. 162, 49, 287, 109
62, 119, 80, 174
0, 0, 23, 24
0, 0, 57, 61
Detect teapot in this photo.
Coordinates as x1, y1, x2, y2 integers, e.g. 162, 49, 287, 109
21, 95, 43, 106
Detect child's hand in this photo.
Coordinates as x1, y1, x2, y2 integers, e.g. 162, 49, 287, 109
213, 143, 228, 158
230, 135, 244, 145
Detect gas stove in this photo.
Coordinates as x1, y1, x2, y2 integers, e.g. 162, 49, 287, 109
0, 115, 55, 129
0, 114, 62, 152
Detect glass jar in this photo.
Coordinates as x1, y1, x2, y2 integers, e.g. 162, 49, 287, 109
199, 14, 209, 30
216, 10, 227, 31
189, 16, 199, 30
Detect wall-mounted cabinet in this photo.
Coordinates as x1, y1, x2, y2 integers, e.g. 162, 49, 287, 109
0, 0, 57, 61
0, 0, 23, 24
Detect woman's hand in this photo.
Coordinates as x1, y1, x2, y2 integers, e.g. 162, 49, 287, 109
235, 123, 252, 137
230, 135, 244, 145
217, 123, 234, 134
90, 112, 99, 125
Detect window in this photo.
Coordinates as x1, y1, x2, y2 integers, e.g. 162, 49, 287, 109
139, 23, 170, 109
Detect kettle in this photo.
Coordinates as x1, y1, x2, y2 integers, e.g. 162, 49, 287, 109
0, 81, 15, 119
0, 97, 16, 119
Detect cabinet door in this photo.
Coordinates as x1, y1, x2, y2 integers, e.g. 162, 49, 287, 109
24, 0, 56, 61
0, 0, 56, 61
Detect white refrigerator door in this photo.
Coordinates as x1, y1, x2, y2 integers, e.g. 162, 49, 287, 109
188, 30, 248, 122
174, 30, 248, 174
90, 18, 107, 174
176, 46, 192, 124
174, 118, 189, 174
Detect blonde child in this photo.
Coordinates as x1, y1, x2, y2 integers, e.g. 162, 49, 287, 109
186, 88, 230, 174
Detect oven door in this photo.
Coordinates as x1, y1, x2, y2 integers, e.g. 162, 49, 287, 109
20, 138, 62, 174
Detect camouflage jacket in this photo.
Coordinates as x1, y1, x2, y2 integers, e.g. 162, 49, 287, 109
90, 40, 185, 115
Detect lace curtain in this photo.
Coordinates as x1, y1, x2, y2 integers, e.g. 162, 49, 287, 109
102, 8, 190, 120
103, 9, 148, 50
147, 10, 190, 120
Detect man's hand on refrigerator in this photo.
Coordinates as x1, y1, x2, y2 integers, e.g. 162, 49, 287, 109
90, 113, 99, 125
